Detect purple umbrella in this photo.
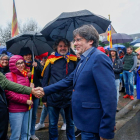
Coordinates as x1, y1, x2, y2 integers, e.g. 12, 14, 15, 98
102, 33, 133, 44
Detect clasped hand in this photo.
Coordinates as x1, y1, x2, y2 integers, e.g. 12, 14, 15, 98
31, 87, 45, 98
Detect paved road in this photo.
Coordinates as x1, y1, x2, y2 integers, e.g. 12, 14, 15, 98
35, 130, 81, 140
36, 110, 140, 140
113, 110, 140, 140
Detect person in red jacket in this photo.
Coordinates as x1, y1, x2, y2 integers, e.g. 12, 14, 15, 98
5, 55, 33, 140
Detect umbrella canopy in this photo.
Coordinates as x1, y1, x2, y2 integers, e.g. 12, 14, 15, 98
134, 43, 140, 47
102, 33, 133, 44
104, 44, 125, 50
6, 31, 53, 56
130, 38, 140, 46
41, 9, 111, 41
0, 46, 13, 57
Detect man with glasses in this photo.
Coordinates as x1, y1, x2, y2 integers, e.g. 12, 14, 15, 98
42, 25, 117, 140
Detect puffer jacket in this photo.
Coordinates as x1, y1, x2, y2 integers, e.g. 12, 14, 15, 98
5, 55, 31, 113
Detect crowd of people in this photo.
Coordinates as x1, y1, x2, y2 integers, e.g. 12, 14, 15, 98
0, 24, 140, 140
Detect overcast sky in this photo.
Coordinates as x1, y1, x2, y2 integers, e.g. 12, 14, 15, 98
0, 0, 139, 35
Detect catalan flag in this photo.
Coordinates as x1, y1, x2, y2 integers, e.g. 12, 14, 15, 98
107, 25, 113, 48
11, 0, 19, 37
41, 53, 77, 77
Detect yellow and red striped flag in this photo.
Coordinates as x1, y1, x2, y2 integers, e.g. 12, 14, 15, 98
29, 66, 34, 110
135, 47, 140, 53
11, 0, 19, 37
107, 25, 113, 48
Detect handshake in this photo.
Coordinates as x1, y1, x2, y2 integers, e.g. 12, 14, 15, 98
31, 87, 45, 98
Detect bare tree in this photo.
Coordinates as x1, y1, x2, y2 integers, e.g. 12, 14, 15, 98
0, 19, 41, 46
20, 19, 41, 33
0, 22, 11, 46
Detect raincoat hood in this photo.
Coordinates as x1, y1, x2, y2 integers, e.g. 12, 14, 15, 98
9, 55, 24, 74
109, 48, 119, 60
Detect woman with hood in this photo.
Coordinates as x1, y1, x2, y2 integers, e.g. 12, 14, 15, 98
19, 47, 42, 140
109, 48, 123, 109
5, 55, 33, 140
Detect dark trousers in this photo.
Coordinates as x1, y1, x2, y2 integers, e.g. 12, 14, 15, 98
48, 106, 75, 140
0, 100, 8, 140
81, 131, 100, 140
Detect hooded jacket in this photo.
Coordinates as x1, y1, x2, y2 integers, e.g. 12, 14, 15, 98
19, 47, 42, 88
109, 48, 123, 79
5, 55, 31, 113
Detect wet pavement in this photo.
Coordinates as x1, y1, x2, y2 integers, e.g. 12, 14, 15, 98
112, 110, 140, 140
35, 129, 81, 140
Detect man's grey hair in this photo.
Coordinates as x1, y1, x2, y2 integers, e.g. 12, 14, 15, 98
0, 54, 9, 60
73, 24, 99, 47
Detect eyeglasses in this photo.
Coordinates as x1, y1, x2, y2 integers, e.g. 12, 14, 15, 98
16, 61, 24, 66
73, 38, 83, 43
1, 59, 8, 61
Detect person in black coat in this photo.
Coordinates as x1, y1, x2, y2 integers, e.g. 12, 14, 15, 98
109, 48, 123, 105
0, 54, 10, 75
41, 38, 77, 140
19, 47, 42, 140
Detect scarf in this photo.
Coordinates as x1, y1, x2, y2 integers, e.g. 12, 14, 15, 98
24, 60, 32, 67
41, 52, 77, 77
20, 69, 28, 77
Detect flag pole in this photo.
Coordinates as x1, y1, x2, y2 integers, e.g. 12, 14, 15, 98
108, 14, 111, 48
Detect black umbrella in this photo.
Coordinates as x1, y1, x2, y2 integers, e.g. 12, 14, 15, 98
41, 9, 111, 41
102, 33, 133, 44
6, 31, 53, 57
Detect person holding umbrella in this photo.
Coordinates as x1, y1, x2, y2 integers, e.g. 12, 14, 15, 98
41, 38, 77, 140
5, 55, 34, 140
19, 47, 43, 140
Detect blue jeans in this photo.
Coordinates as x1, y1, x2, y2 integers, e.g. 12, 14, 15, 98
40, 105, 66, 124
31, 98, 39, 135
48, 106, 75, 140
81, 131, 100, 140
123, 71, 134, 95
115, 79, 120, 103
9, 109, 32, 140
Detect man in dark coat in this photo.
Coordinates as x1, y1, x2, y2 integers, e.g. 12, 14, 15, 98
41, 38, 77, 140
109, 48, 123, 105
